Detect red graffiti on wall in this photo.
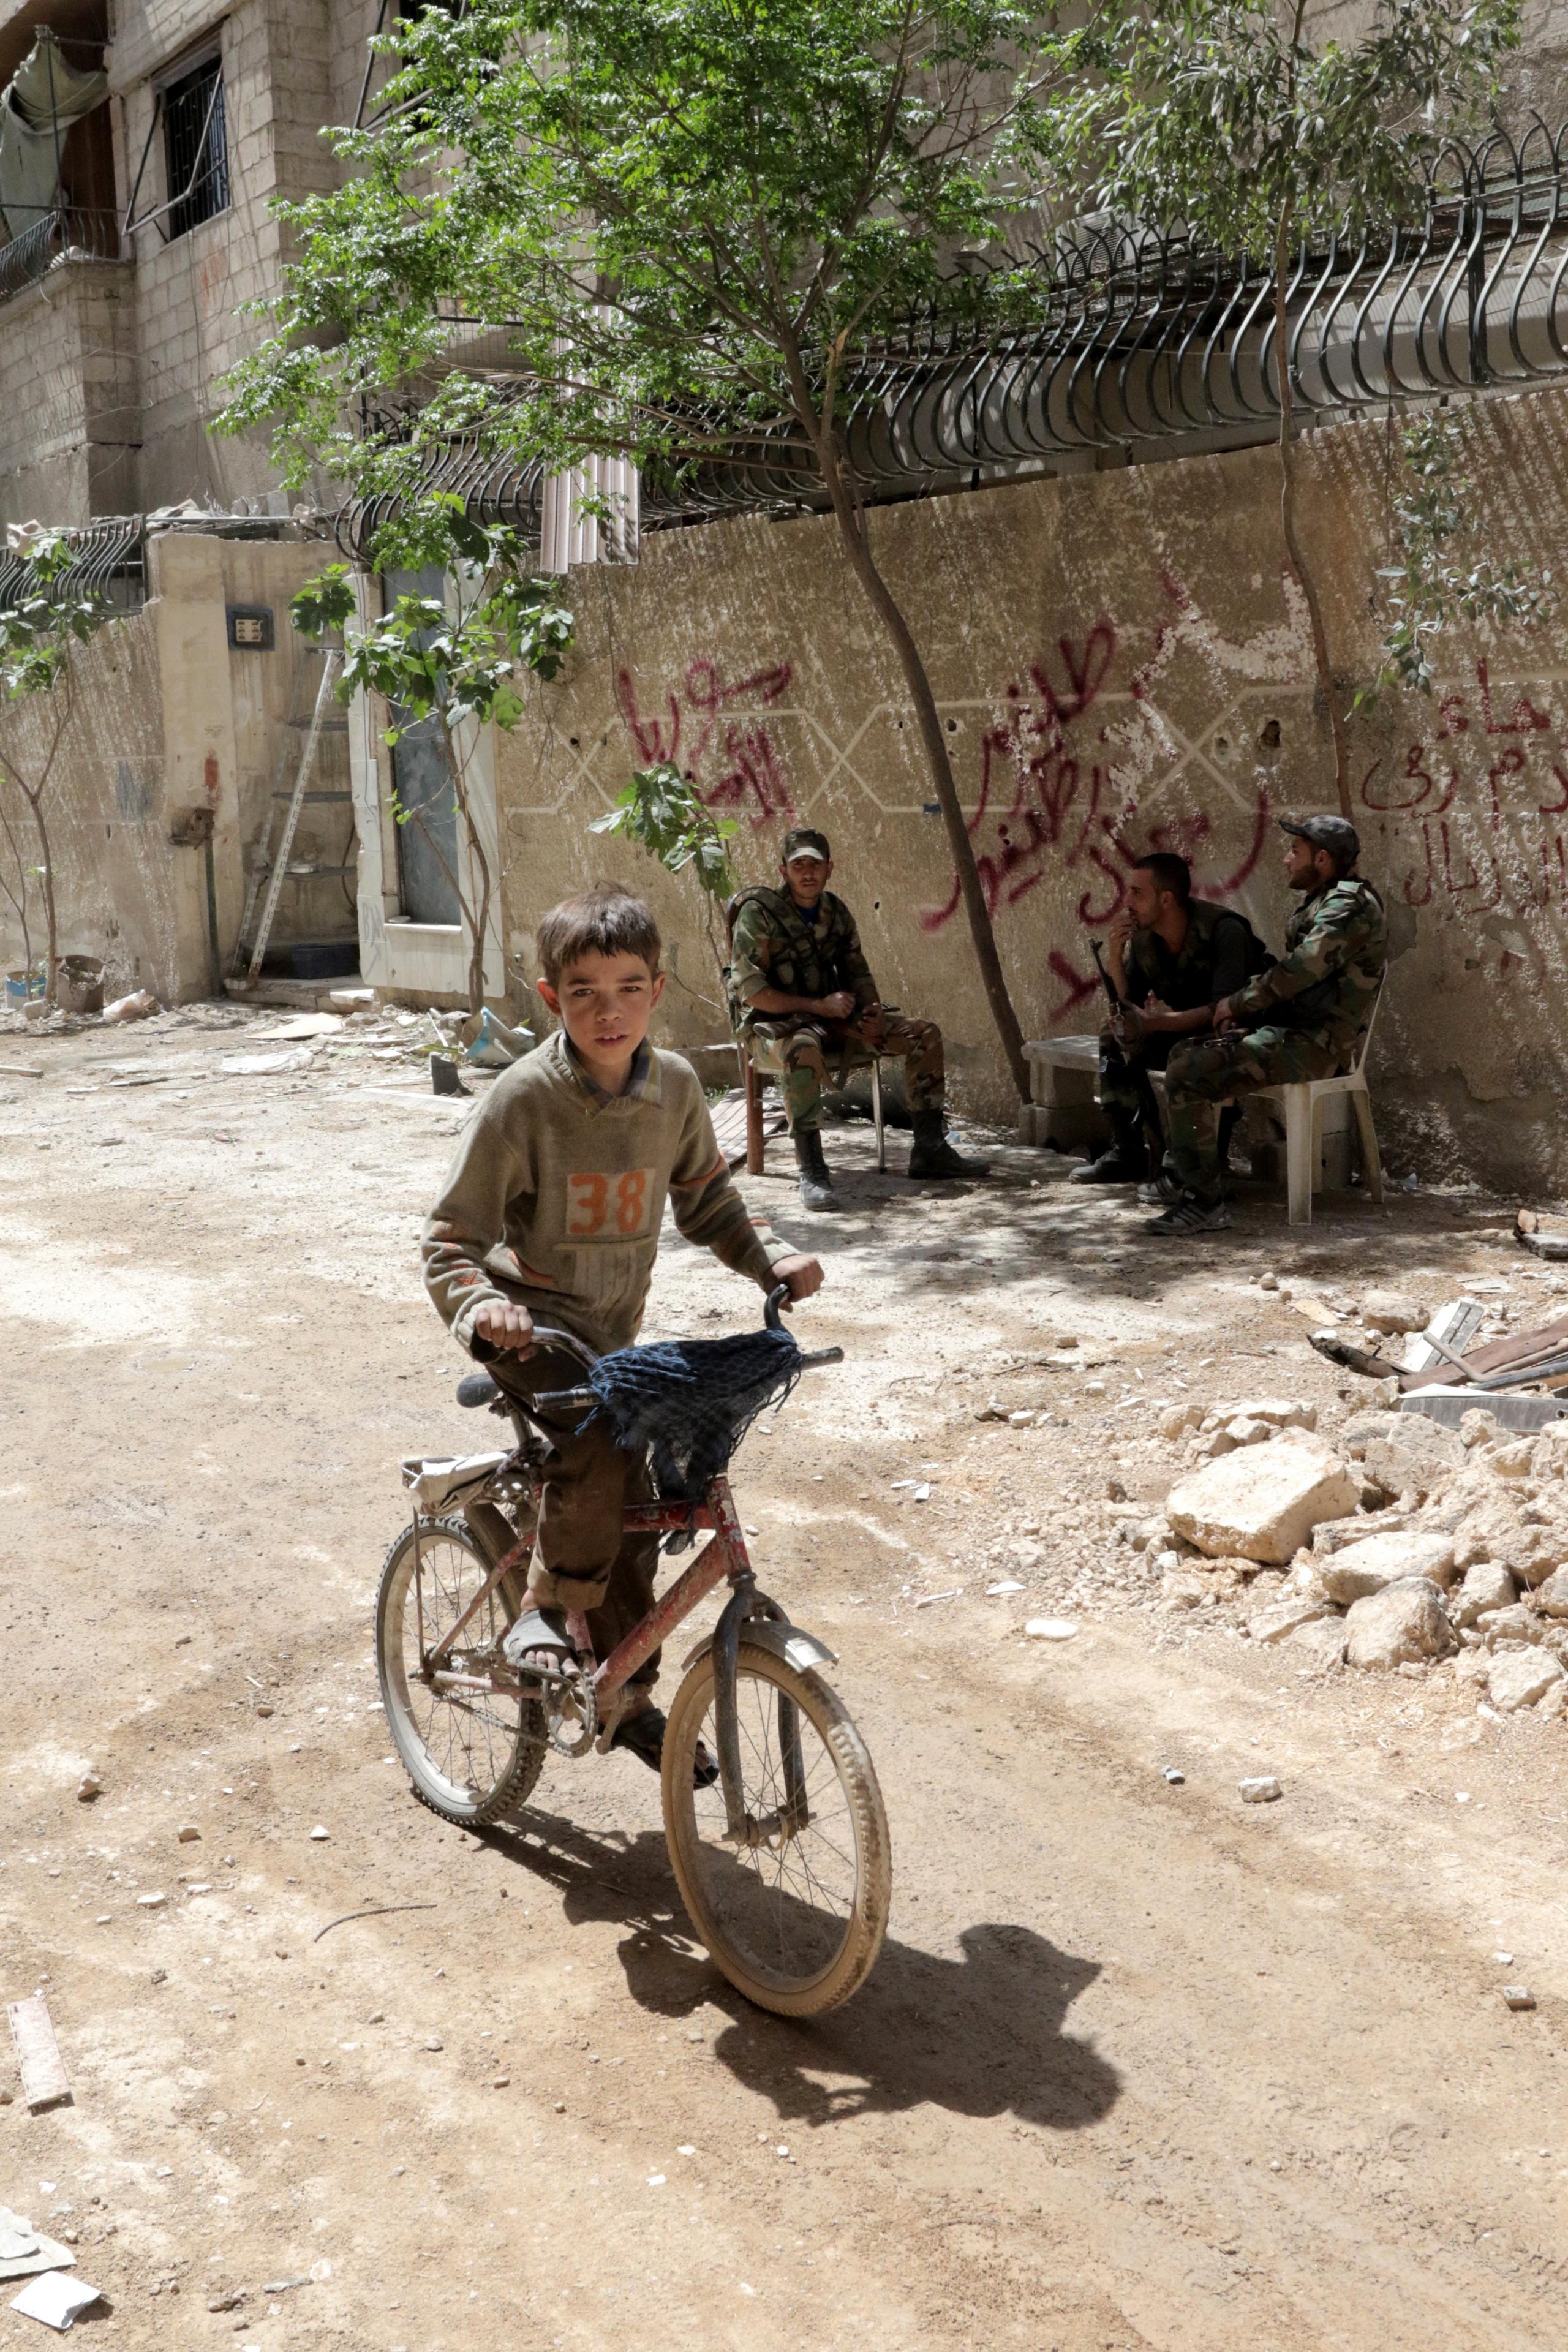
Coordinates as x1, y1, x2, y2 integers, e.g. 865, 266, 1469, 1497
616, 660, 795, 826
1359, 663, 1568, 926
920, 613, 1274, 1023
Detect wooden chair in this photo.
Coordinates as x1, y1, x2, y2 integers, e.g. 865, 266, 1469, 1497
725, 892, 888, 1178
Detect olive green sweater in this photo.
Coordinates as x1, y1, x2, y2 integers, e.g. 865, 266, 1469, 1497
423, 1030, 795, 1357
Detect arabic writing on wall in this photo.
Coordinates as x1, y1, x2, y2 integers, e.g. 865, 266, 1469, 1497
616, 660, 796, 827
1359, 663, 1568, 930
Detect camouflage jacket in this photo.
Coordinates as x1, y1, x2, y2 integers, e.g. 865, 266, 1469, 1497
1227, 876, 1387, 1052
725, 888, 879, 1035
1126, 897, 1269, 1014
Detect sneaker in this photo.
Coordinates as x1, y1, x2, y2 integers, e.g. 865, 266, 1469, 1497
1136, 1170, 1182, 1207
1144, 1195, 1232, 1235
1069, 1149, 1146, 1186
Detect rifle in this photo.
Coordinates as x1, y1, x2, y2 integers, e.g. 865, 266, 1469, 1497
1089, 938, 1163, 1159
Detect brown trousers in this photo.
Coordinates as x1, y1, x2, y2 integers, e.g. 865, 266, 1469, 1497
491, 1343, 662, 1691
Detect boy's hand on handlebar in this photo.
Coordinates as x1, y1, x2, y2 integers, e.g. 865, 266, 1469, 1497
472, 1298, 537, 1354
772, 1253, 824, 1305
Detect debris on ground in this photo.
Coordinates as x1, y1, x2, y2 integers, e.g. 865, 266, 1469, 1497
1239, 1777, 1283, 1803
100, 990, 159, 1025
6, 1997, 69, 2113
1166, 1439, 1358, 1565
8, 2271, 102, 2330
1516, 1208, 1568, 1262
0, 2208, 77, 2283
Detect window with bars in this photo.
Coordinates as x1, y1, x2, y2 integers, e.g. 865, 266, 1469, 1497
162, 53, 228, 239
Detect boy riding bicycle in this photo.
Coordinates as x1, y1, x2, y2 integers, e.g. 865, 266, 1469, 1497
421, 881, 823, 1771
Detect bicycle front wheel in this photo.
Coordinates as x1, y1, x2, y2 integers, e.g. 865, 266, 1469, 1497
376, 1515, 546, 1827
662, 1642, 891, 2016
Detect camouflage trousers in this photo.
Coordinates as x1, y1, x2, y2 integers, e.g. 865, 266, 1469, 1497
1164, 1025, 1340, 1200
747, 1011, 945, 1133
1098, 1025, 1173, 1155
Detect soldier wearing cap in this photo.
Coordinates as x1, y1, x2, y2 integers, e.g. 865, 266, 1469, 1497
726, 827, 989, 1209
1151, 815, 1387, 1235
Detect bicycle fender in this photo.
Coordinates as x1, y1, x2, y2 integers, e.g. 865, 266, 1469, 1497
680, 1619, 839, 1676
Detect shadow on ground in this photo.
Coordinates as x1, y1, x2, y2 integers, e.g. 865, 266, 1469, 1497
487, 1810, 1120, 2135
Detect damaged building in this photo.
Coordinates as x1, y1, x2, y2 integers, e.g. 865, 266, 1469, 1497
4, 0, 1568, 1186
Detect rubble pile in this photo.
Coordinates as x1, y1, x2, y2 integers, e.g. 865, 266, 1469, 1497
1144, 1395, 1568, 1714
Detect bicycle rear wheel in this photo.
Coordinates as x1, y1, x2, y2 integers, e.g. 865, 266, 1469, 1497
375, 1515, 546, 1826
662, 1642, 891, 2016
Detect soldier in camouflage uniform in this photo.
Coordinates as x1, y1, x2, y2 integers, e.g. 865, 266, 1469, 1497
1071, 851, 1268, 1186
727, 826, 989, 1208
1151, 815, 1387, 1235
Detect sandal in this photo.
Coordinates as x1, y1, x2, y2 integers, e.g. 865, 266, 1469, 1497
611, 1705, 720, 1790
502, 1605, 581, 1681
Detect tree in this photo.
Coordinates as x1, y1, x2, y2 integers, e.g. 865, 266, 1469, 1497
1054, 0, 1521, 818
590, 760, 741, 1017
221, 0, 1109, 1102
292, 506, 573, 1012
1358, 409, 1554, 706
0, 533, 117, 1009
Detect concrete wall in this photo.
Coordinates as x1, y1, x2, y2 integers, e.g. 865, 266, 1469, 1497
0, 527, 353, 998
492, 381, 1568, 1193
0, 260, 140, 527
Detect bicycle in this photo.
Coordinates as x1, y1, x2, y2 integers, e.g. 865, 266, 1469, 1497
374, 1287, 891, 2016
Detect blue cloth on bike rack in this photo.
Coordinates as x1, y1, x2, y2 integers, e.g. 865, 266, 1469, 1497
579, 1325, 804, 1502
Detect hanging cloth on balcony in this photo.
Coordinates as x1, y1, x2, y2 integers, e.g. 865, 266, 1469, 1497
0, 32, 107, 243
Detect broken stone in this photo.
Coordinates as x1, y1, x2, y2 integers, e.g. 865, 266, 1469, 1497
1290, 1615, 1348, 1670
1357, 1415, 1464, 1504
1502, 1986, 1537, 2011
1339, 1411, 1401, 1461
1249, 1593, 1335, 1644
1487, 1649, 1566, 1712
1534, 1567, 1568, 1619
1239, 1776, 1283, 1803
1452, 1560, 1518, 1626
1234, 1397, 1317, 1431
1474, 1602, 1550, 1649
1360, 1289, 1428, 1335
1529, 1423, 1568, 1480
75, 1774, 102, 1803
1223, 1417, 1273, 1449
1487, 1439, 1536, 1479
1451, 1496, 1568, 1588
176, 1825, 201, 1844
1318, 1530, 1458, 1603
1343, 1577, 1457, 1670
1166, 1441, 1358, 1566
1459, 1409, 1502, 1450
1161, 1570, 1207, 1610
1160, 1401, 1204, 1441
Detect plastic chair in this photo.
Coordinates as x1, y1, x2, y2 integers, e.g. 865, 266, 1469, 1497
725, 893, 888, 1178
1249, 984, 1385, 1226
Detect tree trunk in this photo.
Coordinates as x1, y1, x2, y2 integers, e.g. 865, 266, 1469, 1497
26, 791, 58, 1008
818, 451, 1030, 1101
1273, 224, 1351, 820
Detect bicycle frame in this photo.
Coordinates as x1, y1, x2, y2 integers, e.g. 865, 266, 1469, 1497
419, 1471, 804, 1843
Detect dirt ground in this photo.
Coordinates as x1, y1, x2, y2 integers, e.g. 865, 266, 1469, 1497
2, 1006, 1566, 2352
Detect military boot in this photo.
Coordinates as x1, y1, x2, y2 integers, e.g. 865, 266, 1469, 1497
793, 1127, 835, 1210
907, 1109, 990, 1180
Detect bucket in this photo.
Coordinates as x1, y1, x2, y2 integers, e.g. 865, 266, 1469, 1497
58, 955, 104, 1016
4, 970, 44, 1007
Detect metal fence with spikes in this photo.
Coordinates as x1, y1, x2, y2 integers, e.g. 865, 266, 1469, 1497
339, 118, 1568, 554
0, 515, 146, 615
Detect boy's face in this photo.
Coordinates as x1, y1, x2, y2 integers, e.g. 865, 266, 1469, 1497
539, 949, 664, 1083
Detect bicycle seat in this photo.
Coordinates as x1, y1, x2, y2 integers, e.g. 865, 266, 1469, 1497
456, 1371, 501, 1409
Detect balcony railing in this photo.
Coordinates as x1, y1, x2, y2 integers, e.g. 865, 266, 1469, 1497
0, 206, 122, 304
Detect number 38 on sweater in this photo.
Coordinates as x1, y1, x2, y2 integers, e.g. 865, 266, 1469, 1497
566, 1167, 653, 1238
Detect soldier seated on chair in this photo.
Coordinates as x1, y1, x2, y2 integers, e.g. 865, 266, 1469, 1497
1148, 815, 1387, 1238
1071, 851, 1268, 1188
725, 826, 989, 1210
